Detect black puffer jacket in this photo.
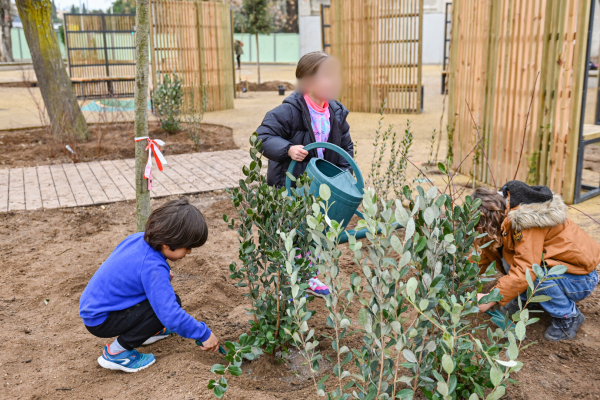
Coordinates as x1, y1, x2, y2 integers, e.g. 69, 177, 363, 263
256, 91, 354, 188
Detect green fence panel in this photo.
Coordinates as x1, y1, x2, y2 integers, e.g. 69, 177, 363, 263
10, 28, 66, 60
234, 33, 298, 63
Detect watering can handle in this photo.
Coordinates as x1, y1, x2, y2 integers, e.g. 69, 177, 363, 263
285, 142, 364, 192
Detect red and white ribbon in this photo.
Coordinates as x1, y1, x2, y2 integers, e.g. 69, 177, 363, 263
134, 136, 167, 191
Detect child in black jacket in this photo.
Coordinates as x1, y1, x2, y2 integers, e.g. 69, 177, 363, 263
256, 51, 354, 188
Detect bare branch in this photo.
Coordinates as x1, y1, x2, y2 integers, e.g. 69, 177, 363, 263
513, 71, 540, 181
465, 100, 497, 189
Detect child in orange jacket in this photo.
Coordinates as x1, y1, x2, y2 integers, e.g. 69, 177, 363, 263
473, 181, 600, 341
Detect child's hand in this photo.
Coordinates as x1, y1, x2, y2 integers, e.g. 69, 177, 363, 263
477, 293, 497, 313
200, 332, 220, 353
170, 271, 174, 281
288, 145, 308, 162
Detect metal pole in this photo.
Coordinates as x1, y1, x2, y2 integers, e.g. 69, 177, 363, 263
574, 0, 596, 204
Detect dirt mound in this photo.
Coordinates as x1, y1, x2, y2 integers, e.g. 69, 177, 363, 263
0, 122, 235, 168
236, 80, 295, 92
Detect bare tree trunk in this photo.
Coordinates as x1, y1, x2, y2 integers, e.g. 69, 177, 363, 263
0, 0, 14, 62
134, 0, 150, 231
16, 0, 88, 139
255, 33, 261, 84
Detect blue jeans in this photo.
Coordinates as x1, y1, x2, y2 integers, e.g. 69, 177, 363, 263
519, 270, 599, 318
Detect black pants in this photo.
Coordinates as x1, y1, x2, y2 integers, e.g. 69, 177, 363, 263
236, 55, 241, 69
85, 295, 181, 350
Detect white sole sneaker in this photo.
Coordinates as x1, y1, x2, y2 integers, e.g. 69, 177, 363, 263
97, 355, 155, 373
141, 334, 170, 346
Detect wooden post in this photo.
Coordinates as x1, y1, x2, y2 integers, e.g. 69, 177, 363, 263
134, 0, 151, 231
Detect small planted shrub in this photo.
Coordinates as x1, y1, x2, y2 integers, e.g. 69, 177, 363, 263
184, 85, 209, 149
283, 176, 562, 400
208, 133, 323, 397
153, 72, 183, 133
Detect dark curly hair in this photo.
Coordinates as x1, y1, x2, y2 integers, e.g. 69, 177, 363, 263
472, 187, 506, 249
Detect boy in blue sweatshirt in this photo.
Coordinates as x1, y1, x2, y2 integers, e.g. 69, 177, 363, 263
79, 198, 219, 373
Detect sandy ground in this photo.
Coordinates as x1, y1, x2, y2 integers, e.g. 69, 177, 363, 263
1, 195, 599, 400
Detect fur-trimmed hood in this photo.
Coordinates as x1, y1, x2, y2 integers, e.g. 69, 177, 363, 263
507, 194, 567, 231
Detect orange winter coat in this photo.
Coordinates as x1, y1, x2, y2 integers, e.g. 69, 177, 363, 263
480, 195, 600, 306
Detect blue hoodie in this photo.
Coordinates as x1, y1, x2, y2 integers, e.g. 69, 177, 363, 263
79, 232, 211, 342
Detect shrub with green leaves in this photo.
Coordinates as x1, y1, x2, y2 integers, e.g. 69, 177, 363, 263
223, 133, 322, 354
283, 177, 563, 400
153, 73, 183, 133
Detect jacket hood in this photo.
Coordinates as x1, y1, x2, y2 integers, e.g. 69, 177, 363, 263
507, 194, 567, 231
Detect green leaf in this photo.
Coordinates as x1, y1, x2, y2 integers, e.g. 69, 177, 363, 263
486, 385, 505, 400
211, 364, 226, 375
548, 265, 567, 276
515, 321, 526, 341
398, 251, 411, 268
406, 277, 418, 301
358, 308, 369, 327
207, 379, 217, 389
405, 218, 415, 240
468, 394, 479, 400
319, 184, 331, 201
489, 365, 503, 387
436, 381, 449, 396
529, 295, 552, 303
423, 207, 435, 226
442, 354, 454, 374
438, 162, 447, 174
525, 269, 534, 291
213, 385, 226, 398
228, 365, 242, 376
532, 264, 545, 279
495, 359, 518, 368
402, 349, 417, 363
396, 388, 414, 399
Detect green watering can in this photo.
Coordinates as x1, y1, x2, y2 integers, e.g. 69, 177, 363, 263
285, 142, 367, 244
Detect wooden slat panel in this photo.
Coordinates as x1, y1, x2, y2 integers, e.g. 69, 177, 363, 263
0, 169, 9, 212
173, 153, 229, 190
149, 0, 233, 112
165, 155, 212, 192
50, 165, 77, 207
62, 164, 94, 206
192, 153, 240, 186
36, 165, 60, 209
88, 161, 126, 202
329, 0, 422, 114
75, 162, 110, 204
99, 160, 136, 200
23, 167, 43, 211
8, 168, 25, 211
448, 0, 590, 200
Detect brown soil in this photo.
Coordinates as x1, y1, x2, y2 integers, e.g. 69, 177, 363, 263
0, 81, 37, 88
0, 122, 235, 168
236, 80, 295, 92
1, 194, 600, 399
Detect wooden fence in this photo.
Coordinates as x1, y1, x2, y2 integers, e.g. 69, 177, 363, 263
325, 0, 423, 114
150, 0, 234, 112
447, 0, 592, 202
64, 14, 136, 98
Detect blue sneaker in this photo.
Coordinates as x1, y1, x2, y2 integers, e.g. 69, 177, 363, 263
142, 327, 172, 345
97, 344, 155, 373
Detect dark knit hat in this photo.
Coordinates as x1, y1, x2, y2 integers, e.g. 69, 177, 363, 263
500, 180, 553, 208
